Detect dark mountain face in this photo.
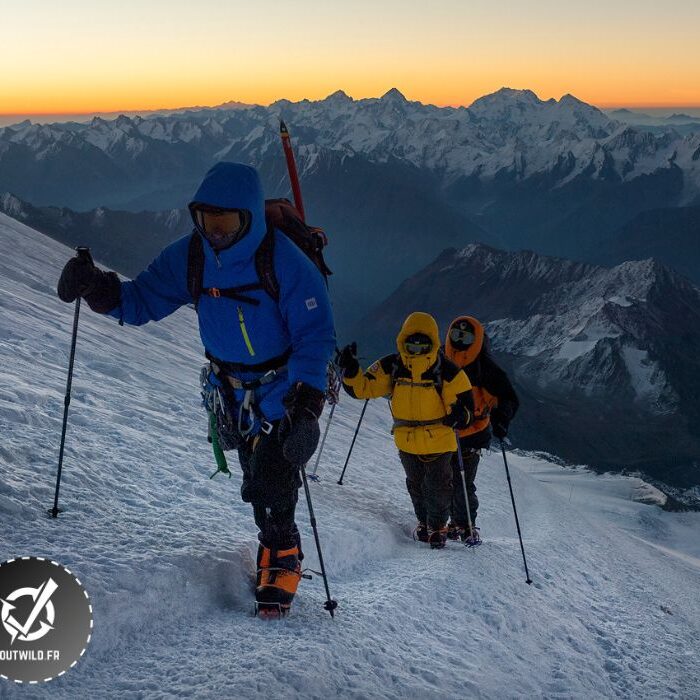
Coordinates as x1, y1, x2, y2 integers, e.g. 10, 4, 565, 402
459, 162, 687, 260
0, 181, 484, 332
352, 244, 700, 489
589, 206, 700, 284
0, 194, 187, 278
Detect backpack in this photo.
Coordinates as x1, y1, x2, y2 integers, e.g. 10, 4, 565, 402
187, 198, 332, 309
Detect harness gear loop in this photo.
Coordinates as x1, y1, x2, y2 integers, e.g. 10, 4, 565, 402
393, 378, 437, 389
207, 351, 290, 439
224, 368, 284, 438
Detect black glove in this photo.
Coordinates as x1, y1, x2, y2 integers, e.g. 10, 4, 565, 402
58, 256, 121, 313
278, 382, 325, 465
336, 342, 360, 379
444, 402, 471, 430
491, 410, 509, 439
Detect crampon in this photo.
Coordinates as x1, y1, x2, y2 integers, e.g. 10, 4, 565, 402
463, 526, 482, 548
255, 601, 290, 620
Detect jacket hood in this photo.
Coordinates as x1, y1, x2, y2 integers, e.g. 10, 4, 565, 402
189, 162, 267, 264
396, 312, 441, 375
445, 315, 484, 367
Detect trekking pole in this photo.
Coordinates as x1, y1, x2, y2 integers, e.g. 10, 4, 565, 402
309, 362, 343, 482
50, 246, 92, 518
454, 431, 481, 547
500, 440, 533, 584
300, 463, 338, 617
337, 399, 368, 485
308, 402, 337, 482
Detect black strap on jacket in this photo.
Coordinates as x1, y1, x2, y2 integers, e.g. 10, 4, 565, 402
392, 417, 447, 429
188, 227, 279, 311
205, 348, 292, 376
199, 282, 263, 306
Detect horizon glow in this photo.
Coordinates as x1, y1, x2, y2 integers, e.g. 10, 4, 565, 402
2, 0, 699, 114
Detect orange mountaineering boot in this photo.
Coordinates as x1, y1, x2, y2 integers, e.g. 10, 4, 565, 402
255, 543, 302, 619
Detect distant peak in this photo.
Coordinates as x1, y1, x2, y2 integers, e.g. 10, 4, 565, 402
324, 89, 353, 103
0, 192, 25, 217
559, 93, 585, 105
468, 87, 542, 110
455, 241, 503, 259
380, 87, 408, 102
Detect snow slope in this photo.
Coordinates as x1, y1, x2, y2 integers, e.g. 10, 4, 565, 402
1, 214, 699, 698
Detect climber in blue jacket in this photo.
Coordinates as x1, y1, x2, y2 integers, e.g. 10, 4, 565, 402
58, 162, 336, 614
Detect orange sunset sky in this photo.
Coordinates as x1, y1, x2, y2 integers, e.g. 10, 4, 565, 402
2, 0, 699, 115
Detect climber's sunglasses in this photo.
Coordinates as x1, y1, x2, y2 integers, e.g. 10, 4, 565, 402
404, 340, 433, 355
449, 326, 476, 345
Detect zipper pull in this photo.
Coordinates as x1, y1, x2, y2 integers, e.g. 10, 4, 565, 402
237, 306, 256, 357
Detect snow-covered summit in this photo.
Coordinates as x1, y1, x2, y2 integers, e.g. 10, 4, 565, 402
380, 87, 409, 103
322, 89, 353, 105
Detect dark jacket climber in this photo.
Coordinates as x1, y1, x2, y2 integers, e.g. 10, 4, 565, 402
444, 315, 519, 541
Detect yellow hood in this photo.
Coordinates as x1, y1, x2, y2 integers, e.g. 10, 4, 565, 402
396, 312, 441, 376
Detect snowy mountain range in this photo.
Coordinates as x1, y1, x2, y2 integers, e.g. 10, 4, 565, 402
355, 243, 700, 490
609, 107, 700, 133
1, 212, 699, 699
1, 87, 699, 276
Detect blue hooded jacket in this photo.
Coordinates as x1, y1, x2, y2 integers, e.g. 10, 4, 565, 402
108, 162, 336, 424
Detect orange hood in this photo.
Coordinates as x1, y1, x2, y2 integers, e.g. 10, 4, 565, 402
445, 315, 484, 368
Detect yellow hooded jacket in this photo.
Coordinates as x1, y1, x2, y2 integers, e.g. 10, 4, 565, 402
343, 312, 473, 455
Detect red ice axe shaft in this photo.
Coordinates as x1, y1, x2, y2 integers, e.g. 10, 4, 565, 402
280, 120, 306, 222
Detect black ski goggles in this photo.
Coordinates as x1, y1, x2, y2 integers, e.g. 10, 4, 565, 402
404, 339, 433, 355
449, 325, 476, 346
